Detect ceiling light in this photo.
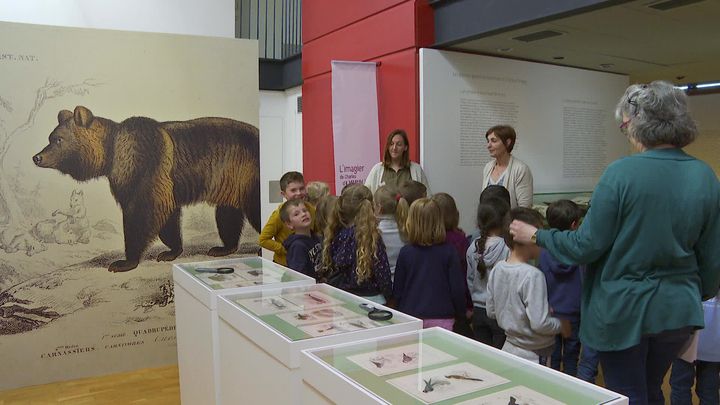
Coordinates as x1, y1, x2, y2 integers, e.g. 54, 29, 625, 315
512, 30, 564, 43
648, 0, 705, 11
496, 47, 513, 52
696, 82, 720, 89
674, 85, 689, 90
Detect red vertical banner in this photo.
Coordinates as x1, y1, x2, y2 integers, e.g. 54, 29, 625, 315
331, 61, 380, 192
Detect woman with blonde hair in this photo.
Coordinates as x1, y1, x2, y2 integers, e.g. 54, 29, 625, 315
392, 198, 466, 330
320, 184, 392, 304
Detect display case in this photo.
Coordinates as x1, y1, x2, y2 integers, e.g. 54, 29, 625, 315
301, 327, 627, 405
216, 283, 422, 404
172, 256, 315, 405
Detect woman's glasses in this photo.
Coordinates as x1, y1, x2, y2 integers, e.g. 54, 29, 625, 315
619, 119, 631, 135
620, 86, 645, 134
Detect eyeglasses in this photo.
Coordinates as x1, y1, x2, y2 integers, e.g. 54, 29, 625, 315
620, 85, 646, 134
619, 119, 631, 135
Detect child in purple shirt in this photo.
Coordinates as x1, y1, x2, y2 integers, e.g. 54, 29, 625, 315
319, 184, 391, 304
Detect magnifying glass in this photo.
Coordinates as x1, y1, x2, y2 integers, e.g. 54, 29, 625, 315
195, 267, 234, 274
359, 303, 393, 321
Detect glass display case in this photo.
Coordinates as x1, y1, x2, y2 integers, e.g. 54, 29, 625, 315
216, 283, 422, 405
172, 256, 315, 405
301, 327, 627, 405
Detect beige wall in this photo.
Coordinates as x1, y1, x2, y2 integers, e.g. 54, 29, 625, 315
687, 92, 720, 177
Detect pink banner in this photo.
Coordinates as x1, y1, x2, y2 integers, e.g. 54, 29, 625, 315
331, 61, 380, 192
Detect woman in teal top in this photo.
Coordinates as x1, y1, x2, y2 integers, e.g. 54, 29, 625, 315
510, 81, 720, 405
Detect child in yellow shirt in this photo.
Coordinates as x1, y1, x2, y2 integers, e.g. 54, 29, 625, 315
258, 171, 316, 265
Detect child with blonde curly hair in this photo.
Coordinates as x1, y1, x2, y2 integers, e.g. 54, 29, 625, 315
306, 181, 330, 206
320, 184, 391, 304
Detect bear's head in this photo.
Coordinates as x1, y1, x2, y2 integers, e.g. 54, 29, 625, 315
33, 106, 110, 181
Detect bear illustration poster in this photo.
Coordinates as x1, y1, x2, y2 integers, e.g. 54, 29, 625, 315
0, 21, 259, 389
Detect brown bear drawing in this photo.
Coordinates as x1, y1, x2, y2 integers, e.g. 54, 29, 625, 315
33, 106, 260, 272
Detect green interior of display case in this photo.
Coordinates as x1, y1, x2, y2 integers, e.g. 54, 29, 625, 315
234, 287, 398, 341
313, 329, 619, 405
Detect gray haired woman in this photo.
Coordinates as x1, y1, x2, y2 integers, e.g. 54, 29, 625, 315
509, 81, 719, 405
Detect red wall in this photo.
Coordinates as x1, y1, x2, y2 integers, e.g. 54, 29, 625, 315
302, 0, 434, 192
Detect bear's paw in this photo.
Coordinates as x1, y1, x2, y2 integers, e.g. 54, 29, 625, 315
108, 260, 139, 273
157, 249, 183, 262
207, 245, 237, 257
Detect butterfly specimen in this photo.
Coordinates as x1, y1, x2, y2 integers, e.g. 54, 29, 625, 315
294, 313, 311, 320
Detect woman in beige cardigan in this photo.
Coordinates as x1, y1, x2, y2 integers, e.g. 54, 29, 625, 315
481, 125, 533, 208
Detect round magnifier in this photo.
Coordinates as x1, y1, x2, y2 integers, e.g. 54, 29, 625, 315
359, 303, 393, 321
196, 267, 234, 274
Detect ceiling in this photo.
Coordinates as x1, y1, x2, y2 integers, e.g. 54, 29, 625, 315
443, 0, 720, 85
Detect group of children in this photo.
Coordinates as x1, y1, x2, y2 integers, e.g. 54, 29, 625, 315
258, 171, 717, 396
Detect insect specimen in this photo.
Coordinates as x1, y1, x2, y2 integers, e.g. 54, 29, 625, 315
422, 378, 450, 393
348, 320, 370, 329
445, 372, 483, 382
312, 308, 342, 318
369, 356, 387, 368
317, 324, 336, 333
248, 269, 263, 277
294, 313, 311, 320
306, 293, 328, 304
402, 352, 417, 363
508, 396, 518, 405
270, 298, 286, 309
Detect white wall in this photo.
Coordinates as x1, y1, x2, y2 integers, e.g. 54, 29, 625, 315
259, 87, 303, 259
420, 49, 629, 231
0, 0, 234, 37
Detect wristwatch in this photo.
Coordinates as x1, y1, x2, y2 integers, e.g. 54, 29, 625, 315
530, 231, 537, 244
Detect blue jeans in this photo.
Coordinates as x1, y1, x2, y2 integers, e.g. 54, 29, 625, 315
597, 327, 692, 405
577, 344, 600, 383
549, 320, 580, 376
670, 358, 720, 405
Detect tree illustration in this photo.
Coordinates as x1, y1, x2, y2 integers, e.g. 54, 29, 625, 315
0, 78, 102, 229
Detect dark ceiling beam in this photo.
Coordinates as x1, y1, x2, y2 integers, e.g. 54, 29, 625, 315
259, 54, 302, 91
431, 0, 632, 47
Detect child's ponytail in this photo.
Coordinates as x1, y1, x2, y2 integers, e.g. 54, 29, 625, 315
395, 196, 409, 239
474, 197, 510, 279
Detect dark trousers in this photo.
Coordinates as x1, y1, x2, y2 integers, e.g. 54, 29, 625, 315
597, 327, 692, 405
670, 358, 720, 405
550, 319, 580, 376
471, 306, 505, 349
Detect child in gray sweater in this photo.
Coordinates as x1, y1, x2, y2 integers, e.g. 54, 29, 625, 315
487, 208, 570, 363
